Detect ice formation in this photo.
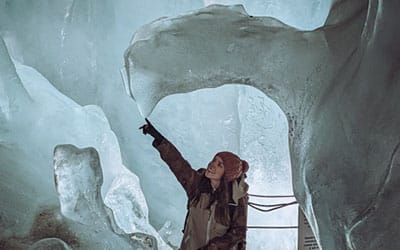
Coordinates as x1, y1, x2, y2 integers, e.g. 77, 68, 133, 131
0, 37, 168, 249
1, 0, 325, 248
124, 1, 400, 249
54, 144, 117, 231
2, 0, 398, 249
202, 0, 330, 30
29, 238, 72, 250
105, 170, 171, 249
53, 144, 162, 249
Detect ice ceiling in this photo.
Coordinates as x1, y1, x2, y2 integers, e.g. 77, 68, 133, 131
1, 0, 399, 250
124, 0, 400, 249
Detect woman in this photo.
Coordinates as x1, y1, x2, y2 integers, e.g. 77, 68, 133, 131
140, 119, 249, 250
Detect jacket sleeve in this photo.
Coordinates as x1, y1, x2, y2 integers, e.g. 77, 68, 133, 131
153, 138, 201, 198
208, 195, 248, 249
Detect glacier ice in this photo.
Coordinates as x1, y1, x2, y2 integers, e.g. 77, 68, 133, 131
124, 3, 334, 117
26, 205, 139, 250
105, 169, 171, 249
2, 0, 399, 249
53, 144, 163, 249
0, 37, 168, 249
54, 144, 117, 231
203, 0, 331, 30
1, 1, 317, 248
29, 238, 72, 250
124, 1, 400, 249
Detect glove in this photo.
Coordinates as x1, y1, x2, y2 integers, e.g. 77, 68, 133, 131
139, 118, 165, 141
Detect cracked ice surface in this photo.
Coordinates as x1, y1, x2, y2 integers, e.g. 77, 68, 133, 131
124, 2, 400, 249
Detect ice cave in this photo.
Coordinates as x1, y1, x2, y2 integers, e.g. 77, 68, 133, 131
1, 0, 399, 249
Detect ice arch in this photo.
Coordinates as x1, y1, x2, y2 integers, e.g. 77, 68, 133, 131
124, 1, 400, 249
147, 84, 296, 248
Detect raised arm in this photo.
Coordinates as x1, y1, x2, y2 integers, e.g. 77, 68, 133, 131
139, 119, 200, 197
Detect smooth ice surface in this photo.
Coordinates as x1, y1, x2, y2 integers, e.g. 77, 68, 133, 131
105, 170, 172, 249
0, 38, 166, 249
54, 145, 114, 230
54, 144, 165, 249
124, 4, 333, 117
25, 205, 139, 250
29, 238, 72, 250
125, 1, 400, 249
203, 0, 331, 30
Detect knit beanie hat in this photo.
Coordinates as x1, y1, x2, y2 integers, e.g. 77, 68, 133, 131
216, 151, 249, 182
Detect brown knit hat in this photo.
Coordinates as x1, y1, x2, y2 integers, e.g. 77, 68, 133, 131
216, 151, 249, 182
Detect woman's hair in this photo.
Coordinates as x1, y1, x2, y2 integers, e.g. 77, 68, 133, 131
214, 177, 231, 225
191, 174, 233, 226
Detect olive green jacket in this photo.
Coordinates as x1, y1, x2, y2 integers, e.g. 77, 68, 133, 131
154, 139, 248, 250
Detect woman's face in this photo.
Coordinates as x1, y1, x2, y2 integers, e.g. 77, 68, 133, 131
205, 155, 225, 181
